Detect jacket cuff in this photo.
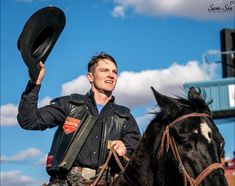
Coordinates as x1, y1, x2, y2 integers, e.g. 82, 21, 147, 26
24, 81, 41, 95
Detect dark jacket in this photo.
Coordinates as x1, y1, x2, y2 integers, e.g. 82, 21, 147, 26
17, 82, 141, 175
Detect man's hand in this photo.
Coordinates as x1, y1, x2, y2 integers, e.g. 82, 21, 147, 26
111, 140, 126, 156
30, 61, 45, 85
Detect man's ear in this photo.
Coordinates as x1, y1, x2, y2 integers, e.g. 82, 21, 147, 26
87, 72, 93, 84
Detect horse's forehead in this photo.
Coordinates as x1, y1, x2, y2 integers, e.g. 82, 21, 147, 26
200, 120, 212, 143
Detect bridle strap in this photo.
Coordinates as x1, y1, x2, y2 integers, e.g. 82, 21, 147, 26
112, 148, 125, 172
170, 137, 224, 186
194, 163, 224, 186
158, 113, 224, 186
157, 113, 210, 159
168, 113, 210, 128
91, 146, 129, 186
91, 150, 113, 186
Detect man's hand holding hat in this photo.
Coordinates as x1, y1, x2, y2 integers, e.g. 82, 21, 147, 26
30, 61, 45, 85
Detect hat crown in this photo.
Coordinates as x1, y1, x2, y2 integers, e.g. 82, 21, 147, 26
17, 6, 66, 80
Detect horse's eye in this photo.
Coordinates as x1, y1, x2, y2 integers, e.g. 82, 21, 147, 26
192, 129, 198, 133
219, 142, 224, 152
182, 140, 191, 148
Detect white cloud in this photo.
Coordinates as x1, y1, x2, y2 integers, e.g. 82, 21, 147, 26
1, 61, 216, 127
61, 75, 90, 96
0, 97, 52, 126
114, 61, 215, 108
60, 60, 216, 109
111, 5, 126, 17
38, 96, 52, 107
0, 171, 35, 186
36, 154, 47, 165
1, 148, 43, 162
136, 111, 156, 133
0, 104, 18, 126
111, 0, 234, 21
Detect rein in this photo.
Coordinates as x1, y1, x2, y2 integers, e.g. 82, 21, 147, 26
157, 113, 224, 186
91, 141, 129, 186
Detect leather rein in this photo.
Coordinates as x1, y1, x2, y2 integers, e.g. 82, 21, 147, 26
157, 112, 224, 186
91, 141, 129, 186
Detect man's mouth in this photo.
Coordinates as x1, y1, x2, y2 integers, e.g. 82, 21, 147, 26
105, 80, 113, 84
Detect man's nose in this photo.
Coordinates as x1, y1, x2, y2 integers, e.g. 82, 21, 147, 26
107, 71, 115, 78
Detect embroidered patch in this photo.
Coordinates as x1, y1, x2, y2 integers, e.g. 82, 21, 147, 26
46, 155, 53, 168
63, 117, 81, 134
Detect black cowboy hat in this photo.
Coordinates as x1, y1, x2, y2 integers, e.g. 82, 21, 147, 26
17, 6, 66, 80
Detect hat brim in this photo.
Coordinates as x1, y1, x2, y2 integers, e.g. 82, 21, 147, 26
18, 6, 66, 80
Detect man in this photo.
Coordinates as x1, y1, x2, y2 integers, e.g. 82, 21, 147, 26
17, 52, 141, 186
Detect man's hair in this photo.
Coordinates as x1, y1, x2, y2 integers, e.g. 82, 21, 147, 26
88, 52, 117, 72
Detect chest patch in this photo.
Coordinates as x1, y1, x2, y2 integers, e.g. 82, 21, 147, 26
63, 117, 81, 134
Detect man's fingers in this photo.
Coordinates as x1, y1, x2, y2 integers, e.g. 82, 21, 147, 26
31, 61, 45, 85
39, 61, 45, 68
116, 147, 126, 156
112, 141, 123, 150
111, 140, 126, 156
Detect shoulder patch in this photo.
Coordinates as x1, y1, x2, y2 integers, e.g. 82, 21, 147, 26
63, 117, 81, 134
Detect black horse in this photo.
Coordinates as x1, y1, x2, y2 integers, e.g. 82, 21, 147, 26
112, 87, 228, 186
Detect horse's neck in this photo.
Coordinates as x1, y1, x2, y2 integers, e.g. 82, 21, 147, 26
154, 155, 184, 186
124, 147, 154, 185
122, 122, 162, 185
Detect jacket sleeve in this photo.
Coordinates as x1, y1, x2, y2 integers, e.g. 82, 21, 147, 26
17, 81, 70, 131
121, 114, 141, 157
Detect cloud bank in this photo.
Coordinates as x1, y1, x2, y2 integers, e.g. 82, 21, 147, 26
1, 171, 35, 186
1, 97, 51, 126
0, 148, 43, 162
62, 61, 216, 108
0, 104, 18, 126
1, 61, 216, 126
111, 0, 235, 21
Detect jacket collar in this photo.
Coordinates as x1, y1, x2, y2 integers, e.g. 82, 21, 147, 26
87, 90, 115, 107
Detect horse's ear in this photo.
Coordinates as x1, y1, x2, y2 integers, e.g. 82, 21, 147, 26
188, 87, 202, 101
151, 86, 177, 108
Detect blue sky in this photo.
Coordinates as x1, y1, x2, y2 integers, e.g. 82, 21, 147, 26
1, 0, 234, 185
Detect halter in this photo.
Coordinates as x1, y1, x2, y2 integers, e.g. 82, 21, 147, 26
157, 113, 224, 186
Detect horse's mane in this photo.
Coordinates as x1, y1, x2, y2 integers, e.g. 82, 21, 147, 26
151, 87, 212, 121
177, 87, 212, 108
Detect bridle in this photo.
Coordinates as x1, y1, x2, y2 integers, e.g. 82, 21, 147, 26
92, 113, 224, 186
157, 112, 224, 186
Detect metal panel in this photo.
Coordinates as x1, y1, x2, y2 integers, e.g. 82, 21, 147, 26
184, 77, 235, 112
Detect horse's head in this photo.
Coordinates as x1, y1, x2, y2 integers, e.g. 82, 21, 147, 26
151, 86, 227, 186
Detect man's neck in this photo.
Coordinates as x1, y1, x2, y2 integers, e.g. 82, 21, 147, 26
92, 89, 112, 105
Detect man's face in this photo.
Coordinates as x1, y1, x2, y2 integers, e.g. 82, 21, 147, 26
87, 59, 118, 94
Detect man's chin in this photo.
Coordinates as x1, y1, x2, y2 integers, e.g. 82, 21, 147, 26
103, 89, 114, 96
104, 86, 115, 92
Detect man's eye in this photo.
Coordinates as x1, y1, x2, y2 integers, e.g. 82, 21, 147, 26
100, 69, 108, 72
